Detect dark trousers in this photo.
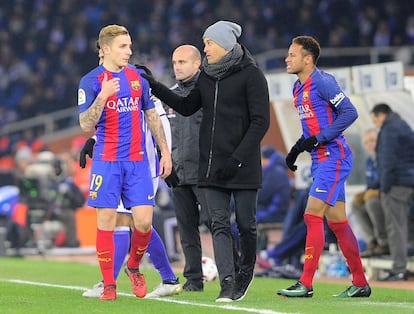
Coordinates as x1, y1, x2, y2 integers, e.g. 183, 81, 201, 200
381, 186, 414, 273
172, 185, 210, 282
204, 187, 257, 282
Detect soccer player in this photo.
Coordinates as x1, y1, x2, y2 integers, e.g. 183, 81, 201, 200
277, 35, 371, 298
78, 24, 172, 301
81, 100, 182, 299
81, 43, 181, 300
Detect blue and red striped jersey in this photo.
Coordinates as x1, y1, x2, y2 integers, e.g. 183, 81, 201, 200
78, 64, 155, 161
292, 68, 358, 162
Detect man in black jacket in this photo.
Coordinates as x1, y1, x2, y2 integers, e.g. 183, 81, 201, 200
143, 21, 270, 302
370, 103, 414, 281
165, 44, 211, 292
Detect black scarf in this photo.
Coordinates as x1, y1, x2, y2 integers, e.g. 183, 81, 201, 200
202, 44, 243, 79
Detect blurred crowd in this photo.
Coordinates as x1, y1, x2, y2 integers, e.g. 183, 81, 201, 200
0, 137, 89, 253
1, 0, 414, 129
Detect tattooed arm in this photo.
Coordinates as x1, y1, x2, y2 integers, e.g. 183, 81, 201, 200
79, 73, 120, 132
145, 107, 172, 178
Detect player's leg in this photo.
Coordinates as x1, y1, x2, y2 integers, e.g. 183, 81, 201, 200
145, 227, 182, 298
327, 201, 370, 297
113, 212, 131, 280
278, 160, 334, 298
123, 161, 155, 298
125, 204, 153, 298
83, 209, 131, 298
326, 154, 370, 298
89, 161, 121, 301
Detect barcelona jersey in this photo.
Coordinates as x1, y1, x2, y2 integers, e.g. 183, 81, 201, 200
292, 68, 358, 164
77, 64, 155, 162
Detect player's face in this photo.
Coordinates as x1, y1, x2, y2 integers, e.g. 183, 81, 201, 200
203, 37, 228, 64
285, 43, 308, 75
105, 34, 132, 70
172, 48, 200, 82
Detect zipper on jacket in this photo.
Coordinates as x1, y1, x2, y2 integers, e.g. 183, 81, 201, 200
206, 80, 219, 178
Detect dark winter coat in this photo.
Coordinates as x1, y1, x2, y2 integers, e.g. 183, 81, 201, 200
164, 73, 202, 185
151, 46, 270, 189
376, 112, 414, 193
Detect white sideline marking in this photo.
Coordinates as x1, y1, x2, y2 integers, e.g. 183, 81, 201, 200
2, 279, 291, 314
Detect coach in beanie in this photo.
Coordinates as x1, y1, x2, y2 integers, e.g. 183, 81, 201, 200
203, 21, 242, 51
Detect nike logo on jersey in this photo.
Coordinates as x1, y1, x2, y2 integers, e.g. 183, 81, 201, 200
315, 187, 327, 193
147, 194, 155, 200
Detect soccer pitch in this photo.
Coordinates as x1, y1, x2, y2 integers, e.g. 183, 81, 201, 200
0, 258, 413, 314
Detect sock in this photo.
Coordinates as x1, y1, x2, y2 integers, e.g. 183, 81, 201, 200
300, 214, 324, 288
328, 220, 368, 287
127, 227, 152, 270
96, 229, 115, 287
113, 227, 130, 280
146, 227, 177, 282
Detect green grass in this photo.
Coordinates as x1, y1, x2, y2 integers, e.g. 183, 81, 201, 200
0, 257, 413, 314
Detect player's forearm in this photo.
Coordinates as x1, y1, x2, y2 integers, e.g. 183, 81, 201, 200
79, 93, 107, 132
145, 109, 170, 157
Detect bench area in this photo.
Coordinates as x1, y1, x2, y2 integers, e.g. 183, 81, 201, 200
257, 222, 284, 251
361, 256, 414, 280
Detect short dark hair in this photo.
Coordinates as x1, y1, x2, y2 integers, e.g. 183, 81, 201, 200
371, 103, 392, 115
292, 36, 321, 64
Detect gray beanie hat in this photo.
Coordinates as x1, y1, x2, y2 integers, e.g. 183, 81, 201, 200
203, 21, 242, 51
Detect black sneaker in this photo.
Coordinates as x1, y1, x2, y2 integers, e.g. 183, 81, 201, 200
233, 270, 254, 301
216, 276, 234, 302
183, 280, 204, 291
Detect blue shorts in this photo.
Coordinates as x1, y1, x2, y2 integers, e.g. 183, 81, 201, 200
88, 160, 155, 209
309, 153, 353, 206
116, 176, 160, 214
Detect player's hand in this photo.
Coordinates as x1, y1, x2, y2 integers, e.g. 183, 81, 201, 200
79, 137, 96, 168
300, 136, 319, 152
100, 72, 120, 98
216, 156, 242, 180
159, 153, 172, 179
164, 166, 180, 188
285, 146, 301, 171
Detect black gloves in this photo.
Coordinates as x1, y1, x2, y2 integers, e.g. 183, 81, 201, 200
285, 135, 320, 171
300, 136, 319, 152
135, 64, 153, 76
79, 137, 96, 168
164, 166, 180, 188
285, 147, 301, 172
285, 136, 305, 171
216, 157, 242, 180
136, 64, 158, 88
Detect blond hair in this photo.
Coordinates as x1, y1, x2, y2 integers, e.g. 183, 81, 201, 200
98, 24, 129, 47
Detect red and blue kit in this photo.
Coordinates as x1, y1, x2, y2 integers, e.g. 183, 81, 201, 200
78, 64, 155, 208
292, 68, 358, 205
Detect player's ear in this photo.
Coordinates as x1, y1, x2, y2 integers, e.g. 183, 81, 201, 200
102, 44, 110, 54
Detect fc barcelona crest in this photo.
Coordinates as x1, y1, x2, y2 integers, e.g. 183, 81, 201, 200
131, 80, 140, 90
302, 91, 309, 101
89, 191, 98, 200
